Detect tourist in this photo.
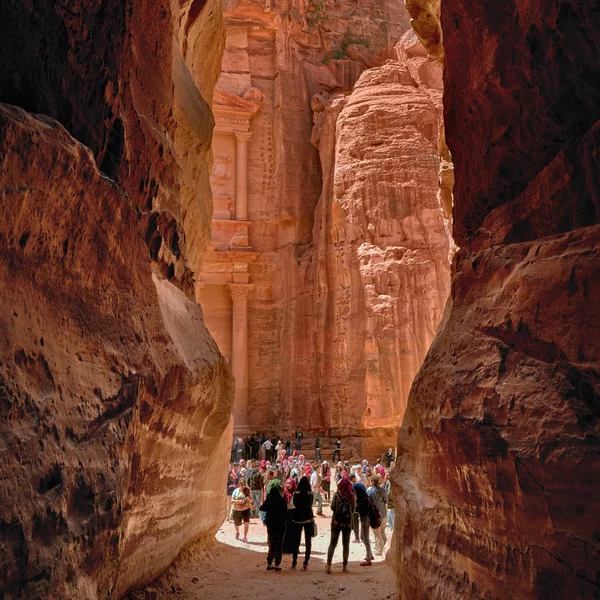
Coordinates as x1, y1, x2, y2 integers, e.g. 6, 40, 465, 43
353, 483, 374, 566
282, 477, 297, 554
295, 427, 303, 451
279, 440, 288, 462
334, 462, 343, 484
260, 479, 287, 571
384, 447, 395, 467
310, 463, 324, 515
321, 460, 331, 502
375, 461, 386, 479
226, 466, 238, 520
285, 438, 292, 457
233, 437, 244, 463
384, 470, 394, 532
362, 460, 372, 478
262, 437, 273, 461
367, 475, 388, 555
291, 475, 314, 570
248, 462, 264, 517
356, 465, 368, 486
332, 437, 342, 462
315, 435, 322, 462
326, 477, 355, 574
231, 477, 255, 542
348, 473, 361, 543
252, 435, 260, 460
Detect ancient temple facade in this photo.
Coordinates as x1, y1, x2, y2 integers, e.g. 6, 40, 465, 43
196, 87, 262, 435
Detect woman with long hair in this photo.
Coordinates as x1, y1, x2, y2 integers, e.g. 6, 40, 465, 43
291, 475, 314, 570
326, 477, 356, 573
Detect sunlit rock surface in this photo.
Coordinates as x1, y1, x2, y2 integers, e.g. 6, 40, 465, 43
199, 0, 449, 455
0, 1, 233, 598
393, 1, 600, 598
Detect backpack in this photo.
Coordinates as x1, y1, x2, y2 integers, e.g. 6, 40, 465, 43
367, 498, 381, 529
333, 493, 352, 526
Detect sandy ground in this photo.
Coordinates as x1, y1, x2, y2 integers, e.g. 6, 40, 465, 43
129, 507, 397, 600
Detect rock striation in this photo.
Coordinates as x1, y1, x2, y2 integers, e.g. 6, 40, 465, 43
0, 1, 233, 598
306, 54, 450, 449
393, 1, 600, 599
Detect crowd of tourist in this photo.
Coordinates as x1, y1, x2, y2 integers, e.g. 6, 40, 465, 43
227, 434, 396, 574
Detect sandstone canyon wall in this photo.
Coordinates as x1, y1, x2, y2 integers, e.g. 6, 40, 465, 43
394, 1, 600, 599
197, 0, 451, 453
0, 1, 233, 598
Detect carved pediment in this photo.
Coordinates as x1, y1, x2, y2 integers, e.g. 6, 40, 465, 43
213, 87, 263, 118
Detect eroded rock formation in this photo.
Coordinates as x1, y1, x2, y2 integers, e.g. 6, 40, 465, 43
197, 0, 451, 454
0, 1, 233, 598
393, 1, 600, 598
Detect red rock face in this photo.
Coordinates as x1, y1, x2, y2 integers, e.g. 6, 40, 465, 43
198, 1, 450, 454
0, 1, 233, 598
393, 1, 600, 598
305, 59, 451, 444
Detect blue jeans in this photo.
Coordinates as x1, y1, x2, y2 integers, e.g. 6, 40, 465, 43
387, 508, 395, 531
251, 489, 262, 516
313, 490, 323, 514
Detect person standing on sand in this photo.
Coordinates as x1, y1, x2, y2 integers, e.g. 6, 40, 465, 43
332, 437, 342, 462
260, 479, 287, 571
325, 477, 355, 574
291, 475, 314, 571
384, 470, 395, 532
367, 475, 388, 555
231, 477, 255, 543
315, 435, 322, 463
353, 483, 374, 567
321, 461, 331, 502
295, 427, 303, 451
226, 467, 238, 521
282, 477, 297, 554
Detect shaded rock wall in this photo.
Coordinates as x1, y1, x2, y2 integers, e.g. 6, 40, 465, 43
0, 1, 233, 598
393, 1, 600, 598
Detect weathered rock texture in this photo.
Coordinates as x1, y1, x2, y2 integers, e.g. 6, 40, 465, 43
0, 1, 233, 598
306, 56, 450, 443
394, 1, 600, 599
198, 0, 451, 454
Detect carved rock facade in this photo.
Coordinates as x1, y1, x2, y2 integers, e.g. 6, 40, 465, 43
197, 0, 451, 457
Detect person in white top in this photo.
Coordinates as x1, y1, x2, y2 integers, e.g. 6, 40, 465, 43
310, 464, 324, 515
262, 438, 273, 461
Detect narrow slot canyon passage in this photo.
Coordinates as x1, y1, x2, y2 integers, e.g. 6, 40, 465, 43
1, 1, 599, 600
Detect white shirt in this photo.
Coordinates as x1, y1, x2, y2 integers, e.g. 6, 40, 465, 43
310, 471, 320, 490
262, 440, 272, 450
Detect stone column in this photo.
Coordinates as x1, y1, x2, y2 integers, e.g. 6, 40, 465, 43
234, 131, 251, 221
228, 283, 251, 434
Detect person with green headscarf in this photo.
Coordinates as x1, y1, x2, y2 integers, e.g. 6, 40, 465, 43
259, 477, 287, 571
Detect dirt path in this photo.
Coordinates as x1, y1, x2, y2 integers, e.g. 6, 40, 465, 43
130, 510, 397, 600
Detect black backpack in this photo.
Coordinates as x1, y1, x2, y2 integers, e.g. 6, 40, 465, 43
367, 498, 381, 529
333, 493, 352, 526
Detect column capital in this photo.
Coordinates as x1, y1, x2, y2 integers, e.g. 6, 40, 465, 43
234, 130, 252, 143
227, 283, 252, 299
